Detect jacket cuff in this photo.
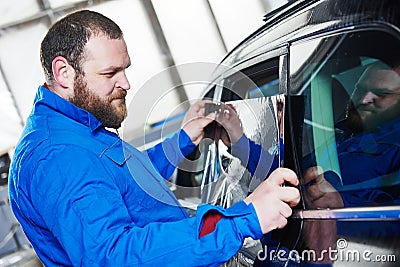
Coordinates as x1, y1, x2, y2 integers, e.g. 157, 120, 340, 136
229, 134, 251, 166
178, 129, 196, 156
196, 201, 263, 240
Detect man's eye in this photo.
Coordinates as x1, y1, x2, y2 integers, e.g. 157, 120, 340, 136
375, 92, 388, 97
371, 90, 390, 97
103, 72, 116, 77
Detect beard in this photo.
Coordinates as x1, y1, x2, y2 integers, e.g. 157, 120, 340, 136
69, 74, 127, 129
346, 101, 395, 134
346, 101, 364, 134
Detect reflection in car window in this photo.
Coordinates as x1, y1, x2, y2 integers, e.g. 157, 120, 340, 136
248, 78, 280, 98
200, 57, 282, 205
290, 30, 400, 208
201, 96, 284, 206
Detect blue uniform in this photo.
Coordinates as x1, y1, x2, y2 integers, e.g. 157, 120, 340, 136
8, 86, 262, 267
320, 118, 400, 206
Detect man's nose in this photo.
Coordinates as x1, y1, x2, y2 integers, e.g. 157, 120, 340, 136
116, 72, 131, 90
359, 91, 376, 104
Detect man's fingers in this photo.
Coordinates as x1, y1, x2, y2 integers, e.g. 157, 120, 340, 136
200, 114, 216, 128
268, 168, 299, 187
279, 201, 293, 218
205, 111, 217, 121
306, 184, 326, 201
183, 113, 215, 128
277, 186, 301, 207
276, 216, 288, 229
187, 99, 213, 117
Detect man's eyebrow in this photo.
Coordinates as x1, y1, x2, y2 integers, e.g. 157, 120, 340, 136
100, 63, 131, 73
372, 87, 394, 92
369, 87, 400, 95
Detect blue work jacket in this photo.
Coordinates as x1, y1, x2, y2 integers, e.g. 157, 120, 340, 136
8, 86, 262, 266
323, 118, 400, 206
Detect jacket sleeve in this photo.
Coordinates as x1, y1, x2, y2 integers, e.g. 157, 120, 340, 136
230, 134, 279, 180
145, 130, 196, 179
30, 146, 263, 267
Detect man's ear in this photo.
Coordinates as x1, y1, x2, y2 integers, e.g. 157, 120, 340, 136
52, 56, 75, 88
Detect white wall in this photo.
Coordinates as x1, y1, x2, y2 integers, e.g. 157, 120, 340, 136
0, 0, 288, 153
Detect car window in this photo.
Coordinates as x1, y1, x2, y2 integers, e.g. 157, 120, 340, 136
222, 57, 280, 101
290, 30, 400, 208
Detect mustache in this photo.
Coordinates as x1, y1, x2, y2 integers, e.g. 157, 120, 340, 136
110, 90, 127, 100
348, 101, 374, 113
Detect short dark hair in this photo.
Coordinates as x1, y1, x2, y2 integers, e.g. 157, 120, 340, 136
40, 10, 123, 82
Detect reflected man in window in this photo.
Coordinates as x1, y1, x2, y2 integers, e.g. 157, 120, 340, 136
300, 61, 400, 265
312, 61, 400, 207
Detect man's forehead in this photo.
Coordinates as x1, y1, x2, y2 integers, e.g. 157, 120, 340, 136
83, 36, 130, 67
362, 68, 400, 87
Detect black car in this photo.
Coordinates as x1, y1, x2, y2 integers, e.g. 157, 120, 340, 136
175, 0, 400, 266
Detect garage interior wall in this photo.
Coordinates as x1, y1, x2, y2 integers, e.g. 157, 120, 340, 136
0, 0, 288, 155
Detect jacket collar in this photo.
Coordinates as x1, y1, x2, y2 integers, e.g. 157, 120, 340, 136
33, 85, 103, 132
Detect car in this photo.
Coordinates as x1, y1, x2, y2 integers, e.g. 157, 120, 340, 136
173, 0, 400, 266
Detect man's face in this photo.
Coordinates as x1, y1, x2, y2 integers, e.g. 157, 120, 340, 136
347, 65, 400, 132
69, 35, 131, 129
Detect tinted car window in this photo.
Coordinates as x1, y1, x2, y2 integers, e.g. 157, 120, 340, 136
290, 30, 400, 208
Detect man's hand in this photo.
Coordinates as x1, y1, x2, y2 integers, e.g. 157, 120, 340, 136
214, 103, 243, 146
244, 168, 300, 234
301, 166, 344, 264
181, 100, 215, 145
303, 166, 344, 209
